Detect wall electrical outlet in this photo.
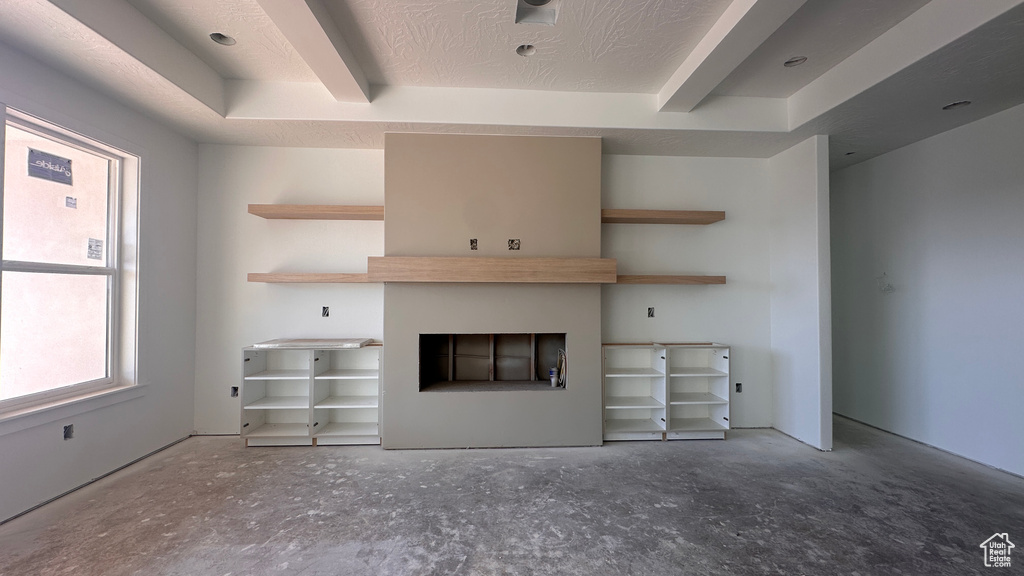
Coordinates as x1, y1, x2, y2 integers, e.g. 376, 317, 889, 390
508, 238, 520, 250
63, 424, 74, 440
648, 307, 655, 318
470, 238, 478, 250
322, 306, 329, 317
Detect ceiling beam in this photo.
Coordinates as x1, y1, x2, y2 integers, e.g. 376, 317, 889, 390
45, 0, 225, 115
657, 0, 806, 112
256, 0, 370, 103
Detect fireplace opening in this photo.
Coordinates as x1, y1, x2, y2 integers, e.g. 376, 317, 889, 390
419, 333, 566, 391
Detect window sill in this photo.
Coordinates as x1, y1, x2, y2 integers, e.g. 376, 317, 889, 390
0, 384, 146, 438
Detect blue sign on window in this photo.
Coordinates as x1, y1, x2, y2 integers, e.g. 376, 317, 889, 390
28, 149, 73, 185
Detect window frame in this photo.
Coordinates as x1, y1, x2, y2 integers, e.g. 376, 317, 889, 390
0, 106, 138, 414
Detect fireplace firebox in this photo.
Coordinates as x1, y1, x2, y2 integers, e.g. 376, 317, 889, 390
419, 333, 566, 391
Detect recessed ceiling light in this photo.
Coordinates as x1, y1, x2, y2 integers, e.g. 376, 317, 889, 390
784, 56, 807, 67
516, 44, 537, 57
942, 100, 971, 111
523, 0, 552, 5
845, 152, 856, 156
210, 32, 236, 46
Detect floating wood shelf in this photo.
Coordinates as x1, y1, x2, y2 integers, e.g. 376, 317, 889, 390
248, 205, 722, 225
248, 204, 384, 221
616, 275, 726, 285
247, 273, 373, 283
367, 257, 617, 283
601, 209, 725, 225
247, 270, 725, 285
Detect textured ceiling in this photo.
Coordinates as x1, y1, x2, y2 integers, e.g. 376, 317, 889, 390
2, 0, 1023, 173
713, 0, 931, 98
125, 0, 317, 82
324, 0, 732, 92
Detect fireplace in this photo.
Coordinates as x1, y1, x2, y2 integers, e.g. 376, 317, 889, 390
379, 133, 603, 448
419, 333, 566, 391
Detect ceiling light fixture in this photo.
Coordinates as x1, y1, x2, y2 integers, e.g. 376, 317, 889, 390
942, 100, 971, 111
845, 152, 856, 156
515, 0, 559, 25
516, 44, 537, 57
210, 32, 236, 46
784, 56, 807, 67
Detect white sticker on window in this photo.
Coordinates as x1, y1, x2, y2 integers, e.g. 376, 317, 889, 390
87, 238, 103, 260
66, 196, 77, 208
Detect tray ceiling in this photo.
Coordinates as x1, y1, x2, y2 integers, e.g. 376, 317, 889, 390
1, 0, 1023, 170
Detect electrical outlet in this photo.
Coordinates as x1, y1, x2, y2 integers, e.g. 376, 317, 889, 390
63, 424, 74, 440
736, 382, 742, 393
322, 306, 329, 317
648, 307, 655, 318
508, 238, 520, 250
230, 386, 239, 397
470, 238, 478, 250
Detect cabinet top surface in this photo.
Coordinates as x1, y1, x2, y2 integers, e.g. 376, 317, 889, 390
603, 342, 727, 348
249, 338, 375, 350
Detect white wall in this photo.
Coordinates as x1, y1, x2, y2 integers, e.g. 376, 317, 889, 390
601, 155, 773, 428
832, 103, 1024, 476
194, 145, 384, 434
768, 135, 832, 450
0, 42, 197, 521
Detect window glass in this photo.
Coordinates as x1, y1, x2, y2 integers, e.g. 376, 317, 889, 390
2, 124, 110, 267
0, 271, 109, 400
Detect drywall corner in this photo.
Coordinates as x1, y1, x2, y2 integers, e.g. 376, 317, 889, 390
768, 134, 832, 450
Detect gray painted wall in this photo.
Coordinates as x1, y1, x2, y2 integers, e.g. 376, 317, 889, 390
382, 134, 603, 448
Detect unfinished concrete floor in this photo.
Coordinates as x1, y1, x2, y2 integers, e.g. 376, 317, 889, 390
1, 416, 1022, 575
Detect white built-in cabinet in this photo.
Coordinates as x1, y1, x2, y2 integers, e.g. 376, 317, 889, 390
241, 339, 381, 446
603, 343, 730, 441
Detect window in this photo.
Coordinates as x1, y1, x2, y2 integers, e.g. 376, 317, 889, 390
0, 108, 138, 412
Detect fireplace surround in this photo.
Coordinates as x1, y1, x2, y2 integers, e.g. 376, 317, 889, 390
380, 133, 603, 448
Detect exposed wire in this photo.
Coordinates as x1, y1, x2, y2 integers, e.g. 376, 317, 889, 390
556, 349, 567, 387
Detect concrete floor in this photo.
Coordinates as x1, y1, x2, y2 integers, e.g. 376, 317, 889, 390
1, 417, 1021, 575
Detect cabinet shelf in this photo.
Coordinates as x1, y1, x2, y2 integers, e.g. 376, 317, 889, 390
244, 423, 309, 438
242, 343, 381, 446
668, 418, 728, 432
315, 422, 379, 437
668, 367, 728, 377
604, 367, 664, 378
604, 343, 729, 441
669, 392, 728, 405
605, 418, 666, 433
315, 369, 379, 380
315, 395, 379, 409
248, 204, 384, 221
243, 396, 308, 410
601, 209, 725, 225
244, 369, 309, 380
605, 396, 665, 409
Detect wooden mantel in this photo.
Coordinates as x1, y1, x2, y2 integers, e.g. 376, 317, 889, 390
367, 257, 617, 283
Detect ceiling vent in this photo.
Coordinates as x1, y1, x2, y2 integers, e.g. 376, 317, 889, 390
516, 0, 559, 25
